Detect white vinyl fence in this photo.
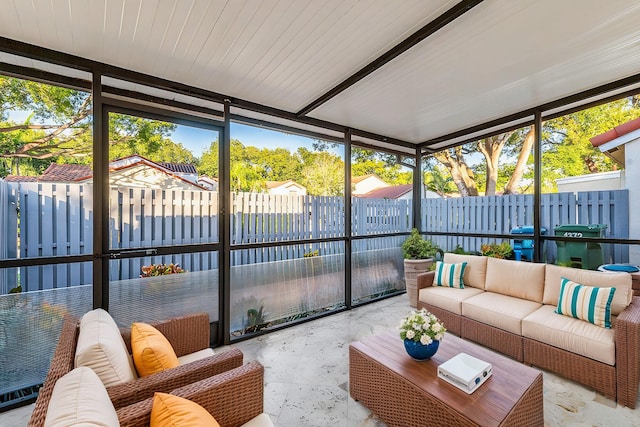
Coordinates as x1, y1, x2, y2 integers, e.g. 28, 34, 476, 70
0, 181, 630, 293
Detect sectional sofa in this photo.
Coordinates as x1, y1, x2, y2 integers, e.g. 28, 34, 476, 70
414, 253, 640, 408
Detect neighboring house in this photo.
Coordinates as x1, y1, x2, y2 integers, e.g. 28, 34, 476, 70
197, 176, 218, 191
6, 155, 207, 190
265, 180, 307, 196
159, 161, 198, 184
352, 174, 388, 195
358, 184, 441, 200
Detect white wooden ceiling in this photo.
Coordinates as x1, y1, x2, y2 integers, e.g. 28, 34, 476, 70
2, 0, 640, 147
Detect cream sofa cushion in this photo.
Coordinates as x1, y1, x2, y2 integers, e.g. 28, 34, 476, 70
44, 366, 119, 427
75, 308, 137, 387
522, 305, 615, 365
418, 286, 484, 315
544, 264, 632, 315
177, 348, 216, 365
485, 258, 546, 302
462, 292, 541, 335
241, 413, 276, 427
442, 253, 487, 289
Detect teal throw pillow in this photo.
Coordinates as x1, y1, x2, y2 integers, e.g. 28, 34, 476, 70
433, 261, 467, 289
555, 277, 616, 328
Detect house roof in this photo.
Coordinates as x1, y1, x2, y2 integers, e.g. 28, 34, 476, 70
2, 1, 640, 153
590, 117, 640, 147
5, 156, 207, 189
359, 184, 413, 199
265, 180, 305, 190
352, 175, 384, 184
159, 162, 197, 174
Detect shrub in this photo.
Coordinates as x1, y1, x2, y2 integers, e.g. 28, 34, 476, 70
402, 229, 440, 260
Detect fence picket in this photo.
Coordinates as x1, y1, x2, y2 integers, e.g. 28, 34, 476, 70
3, 181, 632, 291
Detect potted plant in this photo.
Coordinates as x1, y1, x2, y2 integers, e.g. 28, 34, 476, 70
402, 229, 440, 307
399, 308, 446, 360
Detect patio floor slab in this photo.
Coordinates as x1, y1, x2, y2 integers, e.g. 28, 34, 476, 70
2, 294, 639, 426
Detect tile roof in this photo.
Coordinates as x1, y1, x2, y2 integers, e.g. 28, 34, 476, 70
590, 117, 640, 147
159, 162, 197, 174
359, 184, 412, 199
40, 164, 93, 181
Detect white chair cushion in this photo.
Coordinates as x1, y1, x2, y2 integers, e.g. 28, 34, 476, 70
44, 366, 119, 427
241, 413, 275, 427
75, 308, 137, 387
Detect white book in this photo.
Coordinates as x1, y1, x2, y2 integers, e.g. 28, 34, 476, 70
437, 352, 492, 394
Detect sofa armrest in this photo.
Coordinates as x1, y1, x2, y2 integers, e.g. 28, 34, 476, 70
28, 316, 80, 427
116, 361, 265, 427
615, 296, 640, 408
413, 271, 435, 307
120, 312, 211, 357
107, 348, 244, 408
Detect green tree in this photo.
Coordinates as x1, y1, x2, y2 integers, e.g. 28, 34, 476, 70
298, 148, 344, 196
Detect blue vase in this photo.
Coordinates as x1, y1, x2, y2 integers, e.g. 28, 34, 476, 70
403, 339, 439, 361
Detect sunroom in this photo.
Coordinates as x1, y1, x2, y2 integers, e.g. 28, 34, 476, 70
1, 0, 640, 424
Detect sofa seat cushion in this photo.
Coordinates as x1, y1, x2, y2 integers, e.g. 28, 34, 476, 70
544, 264, 632, 315
443, 253, 487, 289
75, 308, 137, 387
522, 305, 615, 365
177, 348, 216, 365
418, 286, 484, 315
462, 292, 542, 335
485, 258, 546, 302
44, 366, 119, 427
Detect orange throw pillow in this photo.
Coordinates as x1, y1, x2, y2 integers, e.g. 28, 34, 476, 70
131, 323, 180, 377
150, 392, 220, 427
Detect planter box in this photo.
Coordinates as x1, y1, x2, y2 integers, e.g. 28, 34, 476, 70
404, 258, 434, 307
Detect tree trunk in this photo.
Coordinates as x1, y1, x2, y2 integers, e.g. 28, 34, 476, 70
477, 133, 511, 195
504, 126, 535, 195
434, 147, 478, 197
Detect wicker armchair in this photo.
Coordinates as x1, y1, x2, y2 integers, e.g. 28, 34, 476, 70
29, 313, 243, 427
117, 361, 265, 427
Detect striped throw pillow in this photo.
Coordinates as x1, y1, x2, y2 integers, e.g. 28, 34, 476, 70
555, 278, 616, 328
433, 261, 467, 289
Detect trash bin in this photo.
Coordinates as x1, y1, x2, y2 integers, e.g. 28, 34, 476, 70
510, 226, 547, 261
554, 224, 607, 270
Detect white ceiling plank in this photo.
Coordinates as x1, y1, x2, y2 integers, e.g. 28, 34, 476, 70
2, 0, 640, 146
0, 1, 24, 41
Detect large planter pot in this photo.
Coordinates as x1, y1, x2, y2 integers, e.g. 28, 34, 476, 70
404, 258, 434, 307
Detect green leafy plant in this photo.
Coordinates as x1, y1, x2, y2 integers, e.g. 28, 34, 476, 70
303, 249, 319, 258
140, 263, 186, 277
402, 229, 440, 260
480, 242, 513, 259
451, 244, 467, 255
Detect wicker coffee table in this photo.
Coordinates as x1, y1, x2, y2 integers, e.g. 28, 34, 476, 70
349, 331, 543, 427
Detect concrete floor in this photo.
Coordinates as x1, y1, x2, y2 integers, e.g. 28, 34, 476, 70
3, 295, 639, 426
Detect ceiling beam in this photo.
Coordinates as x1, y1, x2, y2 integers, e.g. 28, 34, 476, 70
295, 0, 484, 117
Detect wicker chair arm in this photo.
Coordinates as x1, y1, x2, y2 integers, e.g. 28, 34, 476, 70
116, 361, 265, 427
108, 348, 243, 408
416, 271, 435, 291
615, 296, 640, 408
120, 312, 211, 357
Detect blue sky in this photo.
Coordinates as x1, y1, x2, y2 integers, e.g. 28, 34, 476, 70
171, 122, 343, 158
8, 109, 342, 159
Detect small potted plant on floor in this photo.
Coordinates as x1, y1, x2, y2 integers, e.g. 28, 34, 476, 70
402, 229, 440, 307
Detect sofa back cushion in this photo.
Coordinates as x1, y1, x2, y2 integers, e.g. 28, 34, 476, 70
485, 257, 546, 302
75, 308, 137, 387
544, 264, 632, 315
442, 253, 487, 289
44, 366, 119, 427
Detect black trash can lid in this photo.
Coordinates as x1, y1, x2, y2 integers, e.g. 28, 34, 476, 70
598, 264, 640, 273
